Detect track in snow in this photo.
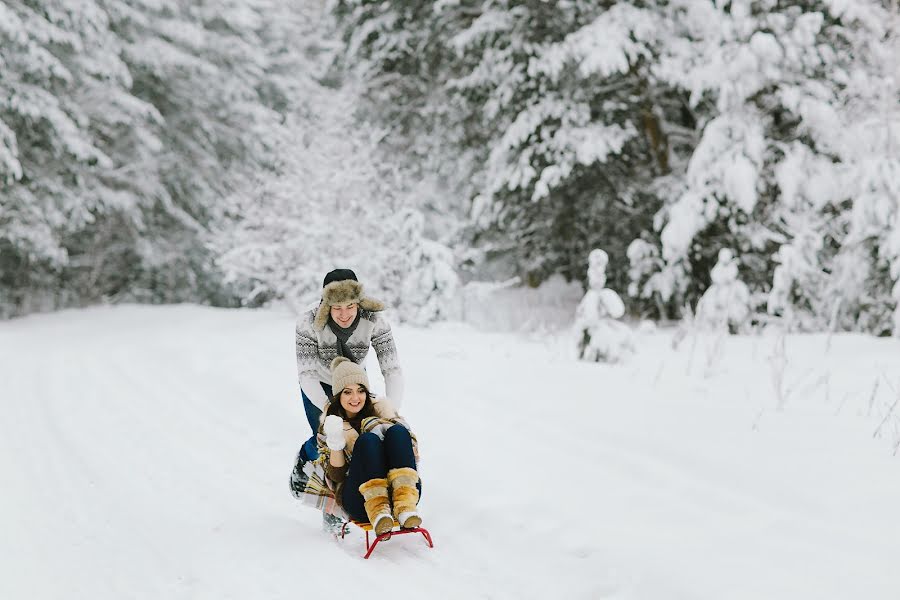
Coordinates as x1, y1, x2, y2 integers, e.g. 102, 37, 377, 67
2, 305, 899, 600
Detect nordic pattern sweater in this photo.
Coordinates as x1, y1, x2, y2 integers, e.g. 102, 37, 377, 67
295, 306, 403, 410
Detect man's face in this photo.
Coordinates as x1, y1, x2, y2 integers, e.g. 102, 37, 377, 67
330, 302, 358, 328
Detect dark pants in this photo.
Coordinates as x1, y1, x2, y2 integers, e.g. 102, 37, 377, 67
298, 382, 332, 462
342, 425, 420, 523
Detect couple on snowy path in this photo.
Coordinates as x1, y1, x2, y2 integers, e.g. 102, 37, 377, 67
291, 269, 422, 534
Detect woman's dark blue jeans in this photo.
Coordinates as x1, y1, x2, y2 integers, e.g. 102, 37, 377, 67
298, 382, 332, 462
342, 425, 419, 523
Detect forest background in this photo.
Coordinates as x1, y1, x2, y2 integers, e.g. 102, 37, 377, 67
2, 0, 899, 335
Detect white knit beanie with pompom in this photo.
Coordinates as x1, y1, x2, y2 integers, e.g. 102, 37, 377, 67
330, 356, 369, 393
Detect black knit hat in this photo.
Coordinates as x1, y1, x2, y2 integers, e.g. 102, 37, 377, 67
323, 268, 357, 287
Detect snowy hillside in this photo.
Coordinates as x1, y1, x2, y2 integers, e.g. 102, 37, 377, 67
2, 305, 899, 600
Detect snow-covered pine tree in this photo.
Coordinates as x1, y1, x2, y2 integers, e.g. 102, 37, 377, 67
331, 1, 693, 299
695, 248, 751, 332
327, 0, 474, 275
1, 0, 309, 317
329, 0, 461, 179
830, 0, 900, 335
574, 248, 633, 362
97, 0, 290, 303
641, 0, 899, 333
0, 0, 159, 316
456, 2, 670, 290
214, 82, 397, 309
213, 6, 458, 321
333, 0, 898, 333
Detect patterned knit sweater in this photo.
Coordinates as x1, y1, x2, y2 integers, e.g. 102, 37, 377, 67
295, 305, 403, 410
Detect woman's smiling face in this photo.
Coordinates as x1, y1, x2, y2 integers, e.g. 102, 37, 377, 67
339, 384, 367, 417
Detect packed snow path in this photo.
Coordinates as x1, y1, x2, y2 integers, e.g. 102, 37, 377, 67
2, 305, 899, 599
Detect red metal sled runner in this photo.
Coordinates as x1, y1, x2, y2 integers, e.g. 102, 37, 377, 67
340, 519, 434, 559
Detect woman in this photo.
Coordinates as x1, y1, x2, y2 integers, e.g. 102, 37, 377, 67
319, 357, 421, 535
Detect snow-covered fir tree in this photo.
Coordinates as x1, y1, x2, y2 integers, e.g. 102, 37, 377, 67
695, 248, 751, 333
2, 0, 898, 336
574, 248, 633, 362
0, 0, 154, 315
0, 0, 308, 317
642, 0, 900, 334
330, 1, 687, 293
326, 0, 899, 335
213, 11, 459, 320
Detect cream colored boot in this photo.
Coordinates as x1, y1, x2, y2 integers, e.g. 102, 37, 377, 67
358, 478, 393, 535
387, 467, 422, 528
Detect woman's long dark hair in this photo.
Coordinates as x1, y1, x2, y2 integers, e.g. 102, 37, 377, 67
325, 384, 376, 421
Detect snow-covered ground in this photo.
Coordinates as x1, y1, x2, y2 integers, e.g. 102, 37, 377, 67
2, 305, 899, 600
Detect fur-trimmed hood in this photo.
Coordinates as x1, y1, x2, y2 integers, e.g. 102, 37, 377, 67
313, 279, 385, 330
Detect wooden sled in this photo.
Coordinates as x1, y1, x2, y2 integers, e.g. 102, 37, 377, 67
340, 519, 434, 559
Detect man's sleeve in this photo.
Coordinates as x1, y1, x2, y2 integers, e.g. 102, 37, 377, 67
371, 314, 404, 409
296, 319, 329, 410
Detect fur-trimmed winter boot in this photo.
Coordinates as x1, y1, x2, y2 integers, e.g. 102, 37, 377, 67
358, 478, 393, 535
387, 467, 421, 528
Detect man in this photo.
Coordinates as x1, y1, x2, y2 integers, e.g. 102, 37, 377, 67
294, 268, 405, 463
